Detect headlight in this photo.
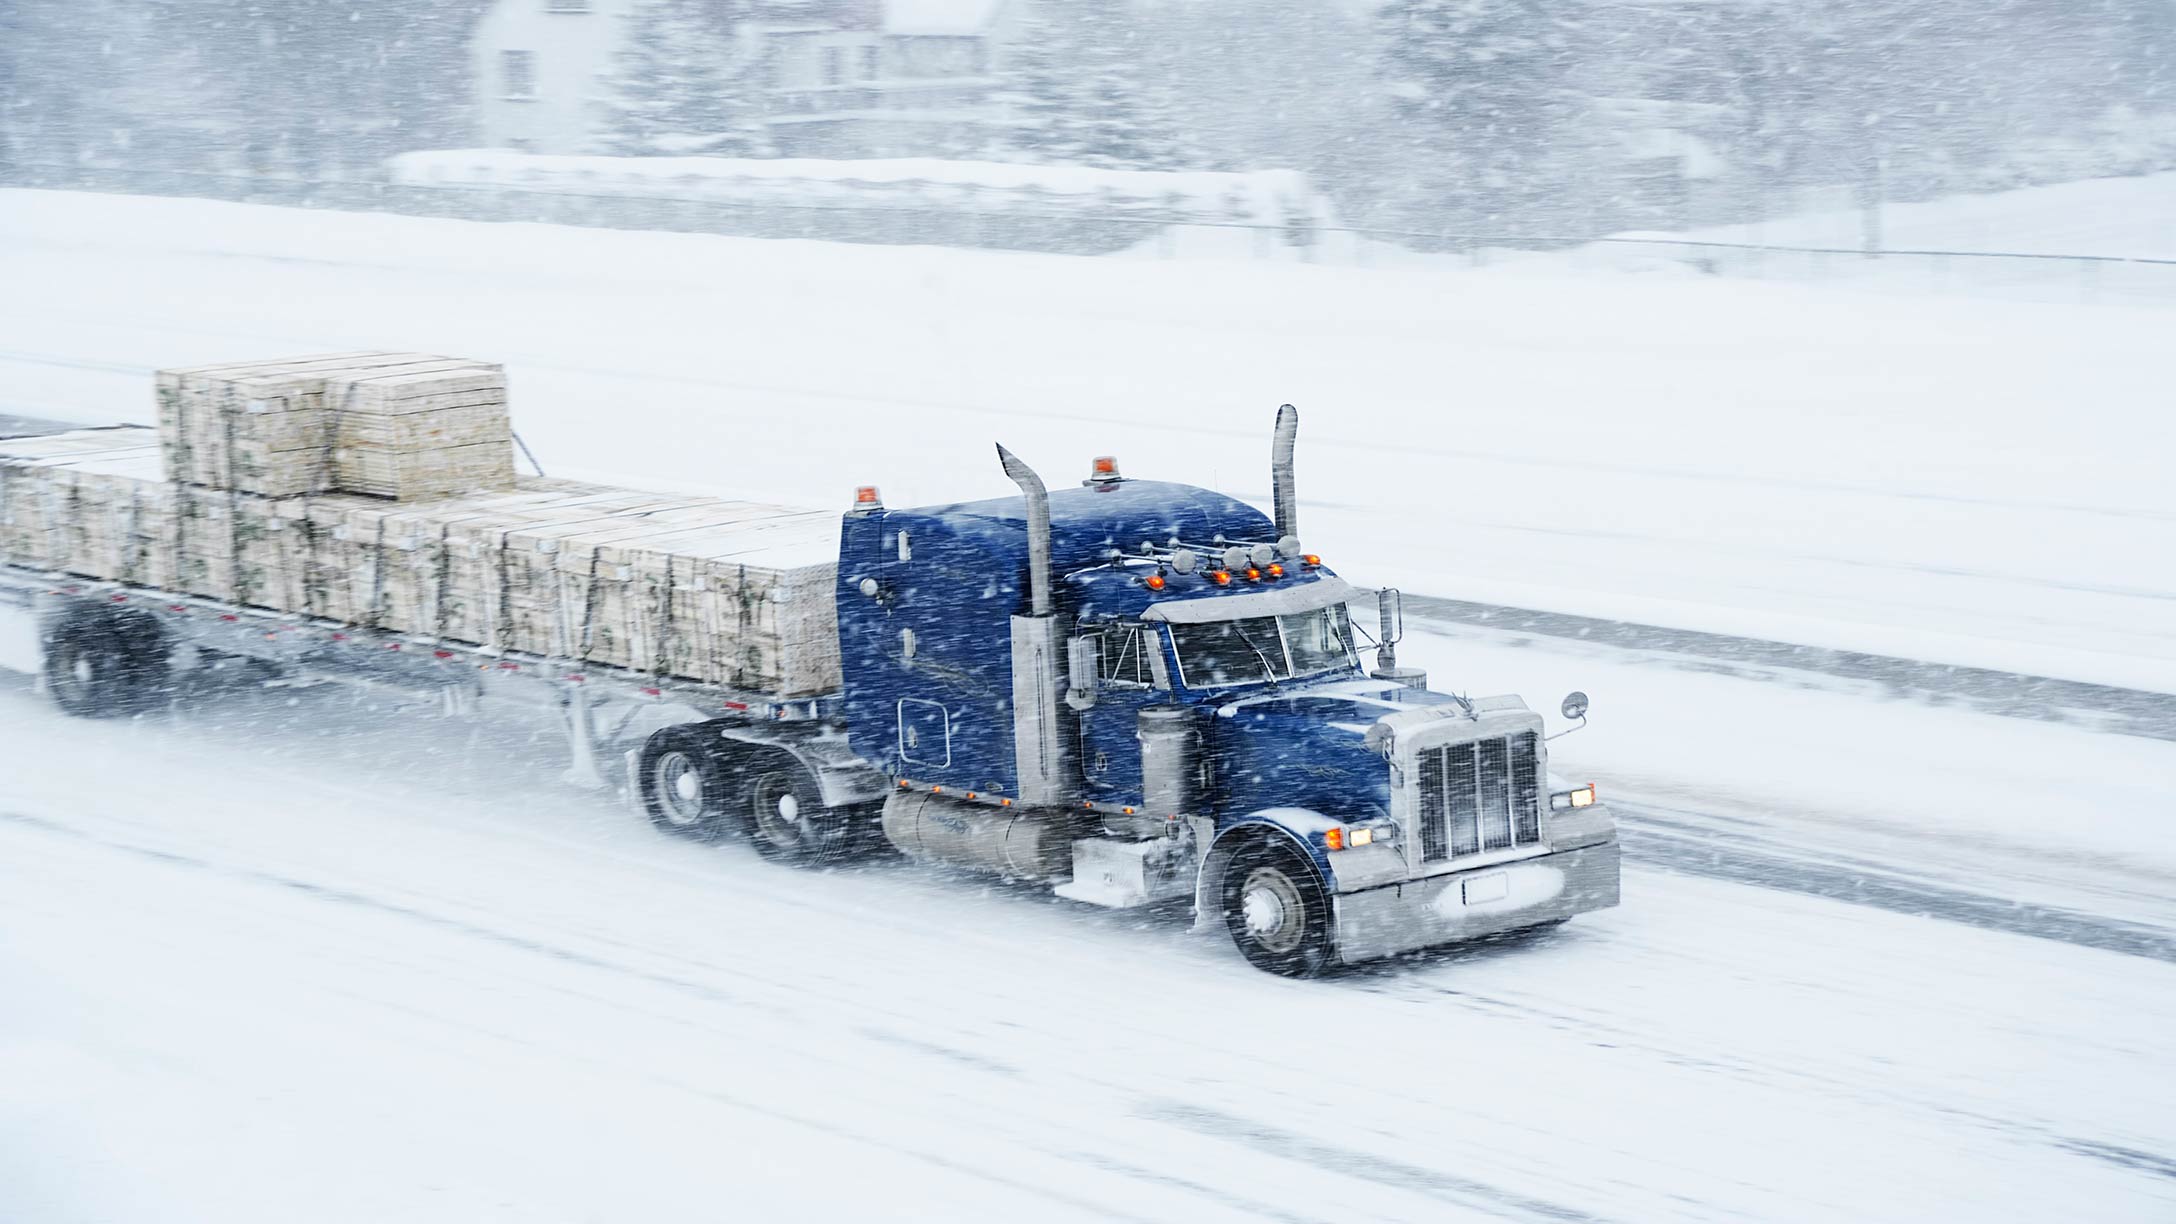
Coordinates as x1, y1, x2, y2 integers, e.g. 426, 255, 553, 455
1324, 820, 1398, 851
1550, 783, 1598, 810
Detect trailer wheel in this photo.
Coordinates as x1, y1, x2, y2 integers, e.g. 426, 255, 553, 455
741, 758, 850, 867
1221, 841, 1336, 978
43, 607, 169, 719
638, 727, 733, 842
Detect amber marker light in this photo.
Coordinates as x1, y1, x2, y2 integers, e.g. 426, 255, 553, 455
1301, 553, 1321, 567
1209, 570, 1232, 586
1144, 573, 1167, 590
1324, 827, 1346, 851
1266, 563, 1284, 579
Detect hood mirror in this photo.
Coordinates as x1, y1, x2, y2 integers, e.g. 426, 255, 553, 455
1549, 691, 1591, 741
1363, 721, 1394, 758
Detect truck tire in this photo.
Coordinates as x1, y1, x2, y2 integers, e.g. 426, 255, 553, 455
1221, 840, 1337, 978
638, 726, 734, 842
740, 755, 851, 867
43, 606, 169, 719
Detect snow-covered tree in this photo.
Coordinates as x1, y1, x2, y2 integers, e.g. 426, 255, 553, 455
995, 0, 1194, 170
596, 0, 769, 158
1377, 0, 1592, 240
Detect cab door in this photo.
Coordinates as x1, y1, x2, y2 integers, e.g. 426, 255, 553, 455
1078, 623, 1165, 801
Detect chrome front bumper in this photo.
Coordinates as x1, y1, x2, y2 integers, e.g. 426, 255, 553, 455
1332, 838, 1621, 965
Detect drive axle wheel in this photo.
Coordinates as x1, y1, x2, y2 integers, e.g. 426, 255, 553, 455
742, 761, 848, 867
637, 727, 731, 841
1221, 841, 1336, 978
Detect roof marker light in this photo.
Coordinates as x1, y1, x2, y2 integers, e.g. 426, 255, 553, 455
1244, 567, 1261, 582
1209, 570, 1232, 586
1266, 564, 1284, 579
1301, 554, 1322, 567
852, 485, 884, 513
1144, 574, 1166, 591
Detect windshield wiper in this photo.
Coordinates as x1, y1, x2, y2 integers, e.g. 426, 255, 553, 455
1233, 621, 1283, 688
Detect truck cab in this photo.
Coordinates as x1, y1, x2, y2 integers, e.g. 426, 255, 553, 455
835, 408, 1620, 975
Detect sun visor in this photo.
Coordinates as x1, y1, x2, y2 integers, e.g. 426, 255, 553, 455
1142, 575, 1355, 624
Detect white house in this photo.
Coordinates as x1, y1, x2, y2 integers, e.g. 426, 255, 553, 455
469, 0, 1023, 158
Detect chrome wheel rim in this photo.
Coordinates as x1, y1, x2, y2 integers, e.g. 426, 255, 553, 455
652, 751, 705, 827
751, 773, 806, 849
1240, 867, 1306, 954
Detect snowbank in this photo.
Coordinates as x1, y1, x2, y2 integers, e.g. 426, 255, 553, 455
387, 149, 1334, 236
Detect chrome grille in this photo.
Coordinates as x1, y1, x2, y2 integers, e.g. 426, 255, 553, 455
1416, 732, 1541, 865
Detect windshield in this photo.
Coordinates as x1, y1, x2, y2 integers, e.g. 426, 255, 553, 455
1168, 606, 1358, 689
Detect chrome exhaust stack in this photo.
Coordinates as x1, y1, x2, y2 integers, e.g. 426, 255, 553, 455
1271, 403, 1300, 543
996, 444, 1075, 806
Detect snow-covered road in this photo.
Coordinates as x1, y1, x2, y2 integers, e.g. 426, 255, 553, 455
4, 652, 2174, 1223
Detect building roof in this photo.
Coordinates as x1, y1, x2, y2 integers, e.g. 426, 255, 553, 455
883, 0, 1002, 35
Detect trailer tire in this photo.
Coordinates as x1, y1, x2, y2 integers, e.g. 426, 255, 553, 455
740, 755, 851, 868
43, 606, 169, 719
638, 727, 734, 842
1221, 840, 1336, 978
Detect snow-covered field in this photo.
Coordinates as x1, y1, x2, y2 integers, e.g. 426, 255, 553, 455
1, 188, 2168, 691
1644, 171, 2176, 261
3, 187, 2174, 1221
1566, 172, 2176, 309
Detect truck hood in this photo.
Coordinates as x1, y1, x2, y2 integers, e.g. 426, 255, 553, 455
1208, 678, 1461, 821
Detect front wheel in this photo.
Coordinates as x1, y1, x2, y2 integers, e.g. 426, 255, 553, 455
1221, 842, 1337, 977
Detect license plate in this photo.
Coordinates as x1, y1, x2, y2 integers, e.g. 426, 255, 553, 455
1462, 871, 1509, 905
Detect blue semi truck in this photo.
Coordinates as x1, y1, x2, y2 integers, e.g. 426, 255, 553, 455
3, 405, 1619, 976
633, 406, 1619, 975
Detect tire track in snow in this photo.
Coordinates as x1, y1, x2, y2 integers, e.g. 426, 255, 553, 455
1400, 593, 2176, 741
1615, 804, 2176, 963
0, 805, 1561, 1224
1138, 1100, 1606, 1223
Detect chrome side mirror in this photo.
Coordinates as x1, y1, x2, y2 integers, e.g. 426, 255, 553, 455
1560, 691, 1589, 721
1375, 587, 1404, 671
1065, 636, 1099, 711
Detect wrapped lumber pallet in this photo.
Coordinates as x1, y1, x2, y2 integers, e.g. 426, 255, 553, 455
323, 361, 516, 500
157, 352, 514, 501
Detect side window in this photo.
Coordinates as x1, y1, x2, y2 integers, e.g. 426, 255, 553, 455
1095, 626, 1157, 688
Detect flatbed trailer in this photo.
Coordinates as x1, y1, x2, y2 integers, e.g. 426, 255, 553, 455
0, 561, 884, 809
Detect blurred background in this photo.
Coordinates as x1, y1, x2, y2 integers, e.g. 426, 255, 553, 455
2, 0, 2170, 259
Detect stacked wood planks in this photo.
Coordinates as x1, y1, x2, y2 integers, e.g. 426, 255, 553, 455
157, 352, 516, 500
5, 388, 844, 696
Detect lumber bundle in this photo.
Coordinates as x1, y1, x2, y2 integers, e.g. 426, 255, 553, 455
1, 426, 843, 696
157, 352, 516, 500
